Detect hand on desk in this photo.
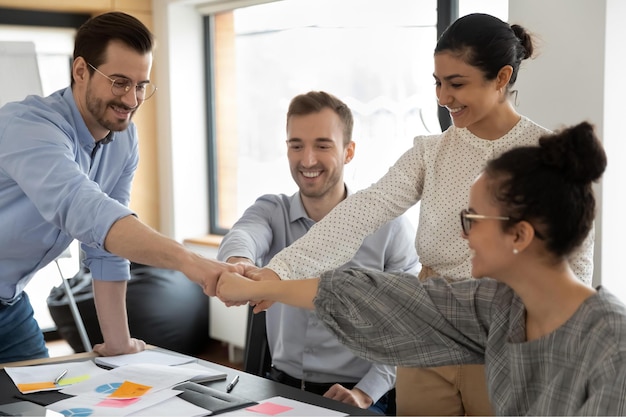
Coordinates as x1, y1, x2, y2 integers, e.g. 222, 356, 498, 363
324, 385, 373, 409
93, 337, 146, 357
90, 280, 147, 357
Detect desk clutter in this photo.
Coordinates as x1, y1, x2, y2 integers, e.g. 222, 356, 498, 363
2, 350, 350, 416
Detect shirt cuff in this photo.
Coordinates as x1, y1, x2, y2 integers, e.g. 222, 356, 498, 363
83, 255, 131, 281
266, 258, 292, 280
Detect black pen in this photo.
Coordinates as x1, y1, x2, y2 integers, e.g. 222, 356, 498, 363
226, 375, 239, 393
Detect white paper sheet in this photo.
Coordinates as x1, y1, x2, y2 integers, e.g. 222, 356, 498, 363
47, 389, 183, 416
59, 363, 200, 397
172, 362, 227, 382
4, 360, 109, 393
129, 395, 212, 417
94, 350, 196, 368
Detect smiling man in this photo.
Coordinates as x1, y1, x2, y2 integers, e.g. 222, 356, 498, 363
217, 91, 419, 415
0, 12, 242, 364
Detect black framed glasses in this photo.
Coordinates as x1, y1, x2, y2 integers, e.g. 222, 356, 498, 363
88, 63, 157, 100
459, 208, 510, 235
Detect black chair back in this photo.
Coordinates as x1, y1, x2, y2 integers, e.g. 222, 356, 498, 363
243, 306, 272, 377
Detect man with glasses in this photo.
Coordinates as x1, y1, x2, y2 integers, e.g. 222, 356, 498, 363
0, 12, 241, 363
86, 62, 157, 102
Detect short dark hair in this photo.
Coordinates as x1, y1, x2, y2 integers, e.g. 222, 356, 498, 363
484, 122, 606, 258
286, 91, 354, 146
435, 13, 534, 91
73, 12, 154, 83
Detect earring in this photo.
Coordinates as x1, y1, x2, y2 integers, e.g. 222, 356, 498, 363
513, 248, 519, 255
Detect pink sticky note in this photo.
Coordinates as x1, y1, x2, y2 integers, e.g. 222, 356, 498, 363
97, 397, 140, 408
246, 402, 294, 415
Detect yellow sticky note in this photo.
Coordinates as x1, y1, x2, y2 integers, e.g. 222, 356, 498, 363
108, 380, 152, 398
58, 374, 90, 386
17, 381, 56, 393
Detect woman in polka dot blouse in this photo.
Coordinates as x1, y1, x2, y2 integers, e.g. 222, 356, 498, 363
250, 13, 594, 416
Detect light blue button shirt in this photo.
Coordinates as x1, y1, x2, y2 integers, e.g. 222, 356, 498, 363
218, 189, 420, 402
0, 87, 137, 302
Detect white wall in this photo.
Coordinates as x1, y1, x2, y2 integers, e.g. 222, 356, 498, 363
154, 0, 210, 242
509, 0, 624, 292
510, 1, 605, 129
601, 0, 626, 296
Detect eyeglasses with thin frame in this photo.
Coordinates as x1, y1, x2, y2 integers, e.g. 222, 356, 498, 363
87, 63, 157, 100
459, 208, 510, 236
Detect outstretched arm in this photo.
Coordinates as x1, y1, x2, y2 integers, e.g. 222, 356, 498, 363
105, 215, 244, 296
216, 271, 319, 310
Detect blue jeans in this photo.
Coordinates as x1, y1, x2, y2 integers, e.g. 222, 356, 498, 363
371, 389, 394, 415
0, 292, 48, 363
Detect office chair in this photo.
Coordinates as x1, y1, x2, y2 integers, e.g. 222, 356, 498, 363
243, 306, 272, 377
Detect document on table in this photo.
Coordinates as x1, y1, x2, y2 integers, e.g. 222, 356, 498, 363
60, 363, 206, 396
94, 349, 196, 368
51, 364, 223, 417
47, 388, 187, 417
4, 360, 108, 393
94, 350, 227, 382
220, 396, 348, 416
172, 362, 228, 382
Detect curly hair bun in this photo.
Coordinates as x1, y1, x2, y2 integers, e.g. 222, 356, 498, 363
539, 121, 607, 184
510, 24, 533, 60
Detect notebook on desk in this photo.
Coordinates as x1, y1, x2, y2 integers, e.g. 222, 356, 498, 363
174, 381, 257, 415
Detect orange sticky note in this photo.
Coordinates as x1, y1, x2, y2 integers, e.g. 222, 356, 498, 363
108, 380, 152, 398
17, 381, 56, 393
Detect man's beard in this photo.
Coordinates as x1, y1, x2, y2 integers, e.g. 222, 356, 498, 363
86, 89, 135, 132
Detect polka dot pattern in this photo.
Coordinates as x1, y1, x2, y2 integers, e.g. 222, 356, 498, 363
267, 116, 593, 284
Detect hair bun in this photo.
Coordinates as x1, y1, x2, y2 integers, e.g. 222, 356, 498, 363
539, 121, 607, 183
510, 24, 533, 60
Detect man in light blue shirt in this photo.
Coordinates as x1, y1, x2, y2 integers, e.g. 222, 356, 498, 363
218, 91, 419, 414
0, 12, 241, 364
